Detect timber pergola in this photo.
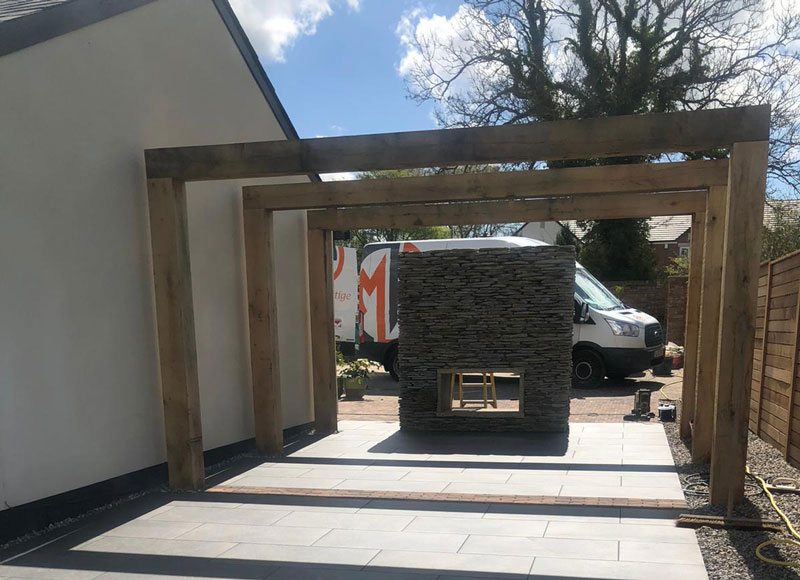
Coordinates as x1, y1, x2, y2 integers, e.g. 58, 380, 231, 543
144, 105, 769, 506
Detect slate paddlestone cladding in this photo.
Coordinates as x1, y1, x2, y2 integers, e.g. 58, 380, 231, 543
397, 246, 575, 432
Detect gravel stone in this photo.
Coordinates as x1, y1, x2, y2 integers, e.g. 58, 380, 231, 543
665, 404, 800, 579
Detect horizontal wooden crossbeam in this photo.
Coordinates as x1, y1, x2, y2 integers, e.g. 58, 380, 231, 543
242, 160, 728, 211
145, 106, 768, 181
306, 190, 707, 230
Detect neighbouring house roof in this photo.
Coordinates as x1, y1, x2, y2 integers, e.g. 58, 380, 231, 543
545, 199, 800, 243
0, 0, 317, 180
558, 215, 692, 244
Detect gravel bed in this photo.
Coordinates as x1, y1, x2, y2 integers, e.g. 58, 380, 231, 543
664, 405, 800, 579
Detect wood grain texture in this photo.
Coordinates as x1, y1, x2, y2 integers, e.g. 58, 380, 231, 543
308, 229, 337, 434
243, 209, 283, 456
307, 191, 706, 231
710, 141, 769, 505
243, 160, 729, 210
692, 186, 728, 464
145, 106, 769, 181
146, 178, 204, 490
754, 262, 774, 438
783, 283, 800, 457
680, 210, 706, 438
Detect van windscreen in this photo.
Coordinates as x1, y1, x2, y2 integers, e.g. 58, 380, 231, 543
575, 268, 624, 311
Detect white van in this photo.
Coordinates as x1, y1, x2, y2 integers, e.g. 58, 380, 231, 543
357, 236, 664, 388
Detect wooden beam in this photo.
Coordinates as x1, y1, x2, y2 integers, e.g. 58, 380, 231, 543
679, 210, 706, 438
307, 229, 337, 434
709, 141, 769, 505
146, 178, 204, 490
145, 106, 769, 181
692, 185, 728, 464
243, 208, 283, 456
307, 191, 707, 231
242, 160, 729, 211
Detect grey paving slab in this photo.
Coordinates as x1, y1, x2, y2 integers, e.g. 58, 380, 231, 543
103, 519, 202, 539
482, 504, 620, 523
242, 497, 370, 512
0, 566, 103, 580
334, 479, 449, 493
220, 543, 378, 566
233, 476, 344, 489
443, 481, 563, 496
314, 529, 467, 553
545, 521, 698, 544
618, 507, 683, 525
151, 506, 291, 526
366, 550, 532, 577
405, 516, 547, 537
559, 484, 685, 500
400, 470, 510, 483
459, 534, 619, 560
276, 510, 414, 531
177, 523, 328, 545
530, 557, 709, 579
239, 467, 313, 478
621, 475, 682, 488
300, 468, 409, 481
359, 499, 488, 518
266, 567, 438, 580
620, 539, 705, 565
505, 473, 622, 487
75, 537, 235, 557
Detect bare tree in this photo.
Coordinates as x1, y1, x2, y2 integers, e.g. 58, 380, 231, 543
399, 0, 800, 274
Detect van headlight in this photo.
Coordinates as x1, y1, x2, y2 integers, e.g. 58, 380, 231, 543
604, 319, 640, 337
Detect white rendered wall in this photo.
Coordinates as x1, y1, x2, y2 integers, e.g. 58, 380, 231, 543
0, 0, 313, 509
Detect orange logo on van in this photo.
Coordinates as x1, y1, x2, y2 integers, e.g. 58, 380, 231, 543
359, 254, 387, 342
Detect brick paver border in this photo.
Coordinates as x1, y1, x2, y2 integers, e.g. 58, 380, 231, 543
208, 484, 687, 510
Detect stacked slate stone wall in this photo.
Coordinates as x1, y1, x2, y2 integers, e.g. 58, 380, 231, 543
397, 246, 575, 431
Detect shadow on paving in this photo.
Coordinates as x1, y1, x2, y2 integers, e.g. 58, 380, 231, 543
0, 491, 666, 580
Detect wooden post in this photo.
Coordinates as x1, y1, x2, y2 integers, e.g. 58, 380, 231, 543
146, 178, 204, 490
243, 208, 283, 456
754, 261, 774, 438
709, 141, 769, 505
680, 210, 706, 438
692, 185, 728, 463
308, 228, 338, 434
783, 282, 800, 458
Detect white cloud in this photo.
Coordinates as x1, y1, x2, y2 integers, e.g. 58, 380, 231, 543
230, 0, 361, 63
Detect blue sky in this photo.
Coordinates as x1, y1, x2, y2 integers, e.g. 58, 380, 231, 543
231, 0, 464, 139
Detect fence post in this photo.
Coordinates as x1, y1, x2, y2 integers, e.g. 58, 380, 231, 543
784, 280, 800, 458
755, 261, 773, 437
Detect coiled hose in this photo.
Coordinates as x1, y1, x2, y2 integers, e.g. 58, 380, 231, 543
746, 466, 800, 567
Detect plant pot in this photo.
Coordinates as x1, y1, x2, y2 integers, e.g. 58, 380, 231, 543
343, 376, 367, 400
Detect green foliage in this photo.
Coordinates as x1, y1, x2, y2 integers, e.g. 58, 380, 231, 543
338, 358, 371, 379
348, 168, 515, 251
578, 219, 656, 280
555, 226, 580, 248
664, 257, 690, 277
761, 202, 800, 261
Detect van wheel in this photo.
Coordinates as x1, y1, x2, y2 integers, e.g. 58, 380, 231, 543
385, 346, 400, 382
572, 349, 605, 389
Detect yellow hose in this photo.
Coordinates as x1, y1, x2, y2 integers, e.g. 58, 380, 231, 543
746, 465, 800, 567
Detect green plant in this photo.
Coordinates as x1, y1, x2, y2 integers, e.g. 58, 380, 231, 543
335, 341, 346, 367
339, 358, 371, 380
664, 257, 690, 277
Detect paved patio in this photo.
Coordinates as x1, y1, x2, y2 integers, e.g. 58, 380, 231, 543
1, 420, 705, 580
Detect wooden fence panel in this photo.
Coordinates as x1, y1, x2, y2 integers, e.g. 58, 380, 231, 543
750, 250, 800, 462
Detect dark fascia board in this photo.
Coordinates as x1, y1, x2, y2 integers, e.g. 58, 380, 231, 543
0, 0, 157, 58
0, 0, 320, 183
212, 0, 321, 182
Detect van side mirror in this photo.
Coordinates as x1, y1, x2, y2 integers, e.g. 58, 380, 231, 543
574, 301, 589, 323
